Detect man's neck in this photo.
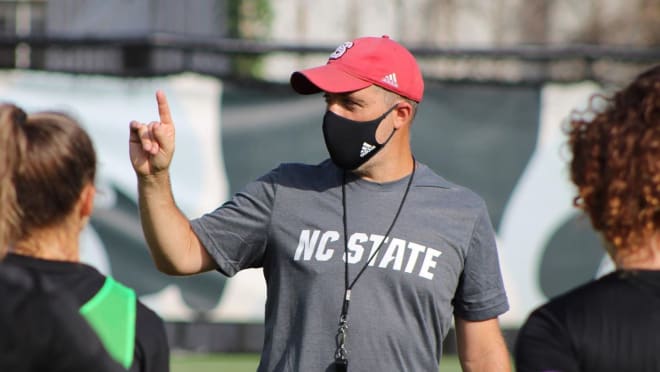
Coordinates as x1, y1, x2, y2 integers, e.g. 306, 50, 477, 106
353, 143, 415, 183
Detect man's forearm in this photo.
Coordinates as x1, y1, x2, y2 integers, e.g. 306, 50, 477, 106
460, 344, 511, 372
456, 317, 512, 372
137, 172, 208, 275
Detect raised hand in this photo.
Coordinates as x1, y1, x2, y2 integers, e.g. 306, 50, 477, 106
129, 90, 176, 177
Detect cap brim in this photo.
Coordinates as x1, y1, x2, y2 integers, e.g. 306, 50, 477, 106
290, 64, 372, 95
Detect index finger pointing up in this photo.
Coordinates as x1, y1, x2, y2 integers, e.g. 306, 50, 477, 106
156, 90, 173, 126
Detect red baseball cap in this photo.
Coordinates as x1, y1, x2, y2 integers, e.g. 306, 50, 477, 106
290, 35, 424, 102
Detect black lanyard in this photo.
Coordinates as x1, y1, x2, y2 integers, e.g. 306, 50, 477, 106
334, 158, 416, 370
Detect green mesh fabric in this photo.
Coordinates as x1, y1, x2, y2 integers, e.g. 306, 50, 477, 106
80, 277, 136, 369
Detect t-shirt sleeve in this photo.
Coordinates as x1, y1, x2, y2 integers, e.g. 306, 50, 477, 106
514, 306, 580, 372
134, 301, 170, 372
452, 202, 509, 320
43, 293, 125, 372
190, 166, 278, 276
1, 265, 122, 372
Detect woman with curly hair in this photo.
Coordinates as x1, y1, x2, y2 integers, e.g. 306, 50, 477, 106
515, 64, 660, 371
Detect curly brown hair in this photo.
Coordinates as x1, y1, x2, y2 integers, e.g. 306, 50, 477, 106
569, 65, 660, 254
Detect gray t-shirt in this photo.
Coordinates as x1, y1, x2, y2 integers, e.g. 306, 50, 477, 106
191, 159, 509, 372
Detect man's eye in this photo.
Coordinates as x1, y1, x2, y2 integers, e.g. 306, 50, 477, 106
342, 100, 357, 109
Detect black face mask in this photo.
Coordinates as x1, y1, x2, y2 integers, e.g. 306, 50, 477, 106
322, 104, 398, 170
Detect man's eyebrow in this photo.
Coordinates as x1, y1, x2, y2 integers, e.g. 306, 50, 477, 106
344, 93, 367, 104
325, 92, 366, 104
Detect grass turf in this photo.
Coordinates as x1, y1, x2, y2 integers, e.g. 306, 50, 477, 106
171, 352, 464, 372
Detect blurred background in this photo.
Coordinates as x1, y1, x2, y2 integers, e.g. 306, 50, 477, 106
1, 0, 659, 366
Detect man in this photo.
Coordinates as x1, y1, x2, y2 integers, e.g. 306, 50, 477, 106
130, 35, 510, 371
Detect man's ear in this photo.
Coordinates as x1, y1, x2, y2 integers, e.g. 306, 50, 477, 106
79, 183, 96, 218
393, 102, 413, 129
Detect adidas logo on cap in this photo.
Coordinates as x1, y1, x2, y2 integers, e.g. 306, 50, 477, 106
381, 73, 399, 88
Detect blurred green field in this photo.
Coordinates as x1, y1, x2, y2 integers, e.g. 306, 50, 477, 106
171, 352, 464, 372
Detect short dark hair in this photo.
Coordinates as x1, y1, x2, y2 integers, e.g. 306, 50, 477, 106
378, 86, 419, 119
